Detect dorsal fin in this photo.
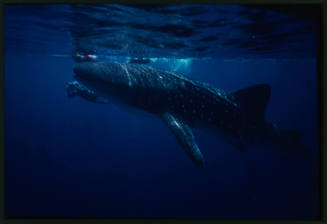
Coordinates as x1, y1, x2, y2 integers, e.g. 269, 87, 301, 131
232, 84, 271, 123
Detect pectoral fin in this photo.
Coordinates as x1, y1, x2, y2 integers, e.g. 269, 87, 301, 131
161, 112, 205, 168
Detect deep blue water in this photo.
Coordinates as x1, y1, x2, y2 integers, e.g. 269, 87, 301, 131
4, 4, 320, 219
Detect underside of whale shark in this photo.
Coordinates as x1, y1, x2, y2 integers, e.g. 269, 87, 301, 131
68, 62, 305, 168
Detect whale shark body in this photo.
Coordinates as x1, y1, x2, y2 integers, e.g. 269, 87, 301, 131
68, 62, 304, 168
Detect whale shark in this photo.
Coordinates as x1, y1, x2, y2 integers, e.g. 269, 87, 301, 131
68, 62, 305, 168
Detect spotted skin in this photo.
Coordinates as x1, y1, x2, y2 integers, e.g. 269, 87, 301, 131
71, 62, 301, 168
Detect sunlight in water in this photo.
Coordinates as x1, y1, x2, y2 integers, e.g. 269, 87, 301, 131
150, 57, 192, 73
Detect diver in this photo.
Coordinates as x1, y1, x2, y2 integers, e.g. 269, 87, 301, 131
72, 49, 98, 62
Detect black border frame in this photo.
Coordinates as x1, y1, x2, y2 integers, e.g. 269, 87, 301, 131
0, 0, 325, 223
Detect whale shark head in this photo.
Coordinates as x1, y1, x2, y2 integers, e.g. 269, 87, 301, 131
73, 62, 132, 97
74, 62, 126, 85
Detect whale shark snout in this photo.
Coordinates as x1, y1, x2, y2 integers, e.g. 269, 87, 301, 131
73, 62, 94, 79
73, 62, 110, 98
73, 62, 131, 86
